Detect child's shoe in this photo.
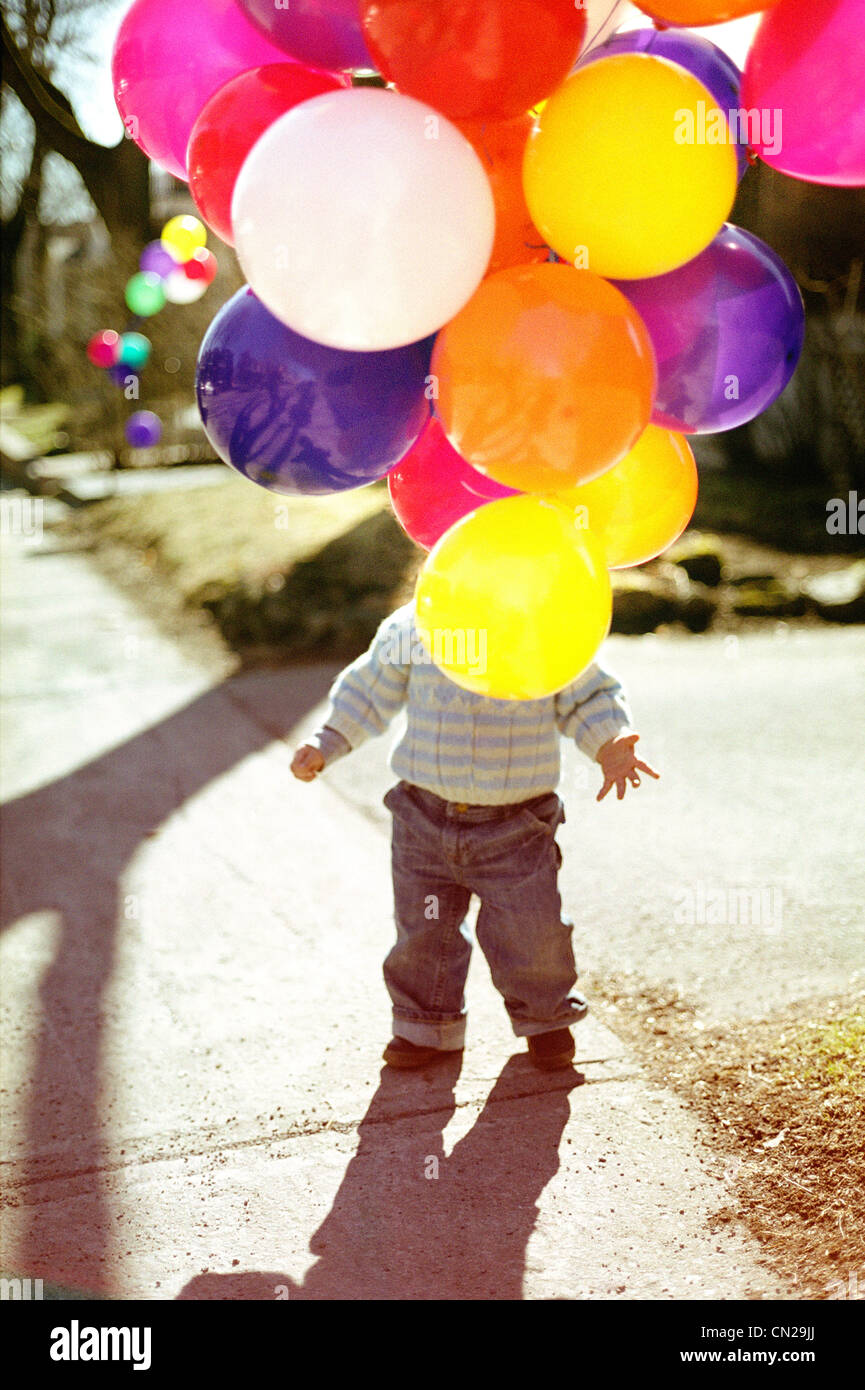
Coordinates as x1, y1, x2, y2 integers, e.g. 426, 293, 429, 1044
527, 1028, 576, 1071
383, 1036, 460, 1068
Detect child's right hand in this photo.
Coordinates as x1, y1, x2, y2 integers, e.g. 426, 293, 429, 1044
291, 744, 325, 781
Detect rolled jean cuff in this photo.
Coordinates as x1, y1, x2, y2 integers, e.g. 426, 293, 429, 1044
508, 994, 589, 1038
392, 1013, 466, 1050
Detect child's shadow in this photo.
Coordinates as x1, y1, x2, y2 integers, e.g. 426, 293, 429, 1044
179, 1055, 581, 1301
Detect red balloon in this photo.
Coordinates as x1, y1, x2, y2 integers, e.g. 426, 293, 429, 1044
86, 330, 121, 367
183, 248, 219, 283
188, 62, 347, 245
388, 416, 518, 550
360, 0, 586, 121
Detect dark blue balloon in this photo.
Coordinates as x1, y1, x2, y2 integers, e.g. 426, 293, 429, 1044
580, 28, 748, 179
196, 287, 434, 495
108, 362, 140, 388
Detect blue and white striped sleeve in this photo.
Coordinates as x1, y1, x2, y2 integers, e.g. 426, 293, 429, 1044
554, 661, 634, 762
311, 604, 413, 757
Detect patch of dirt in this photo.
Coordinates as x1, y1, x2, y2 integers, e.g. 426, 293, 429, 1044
587, 973, 865, 1301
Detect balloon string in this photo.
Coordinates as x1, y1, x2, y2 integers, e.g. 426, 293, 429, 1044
585, 1, 623, 50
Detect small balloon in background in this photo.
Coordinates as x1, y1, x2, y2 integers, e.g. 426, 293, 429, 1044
196, 286, 434, 495
414, 495, 612, 701
360, 0, 586, 122
125, 272, 166, 317
743, 0, 865, 187
578, 28, 748, 181
613, 224, 805, 435
456, 116, 548, 275
125, 411, 163, 448
108, 363, 139, 389
388, 416, 518, 550
431, 263, 656, 495
118, 332, 152, 370
139, 240, 179, 279
553, 426, 698, 569
163, 269, 209, 305
87, 329, 121, 367
232, 88, 495, 351
188, 62, 348, 246
523, 54, 738, 279
182, 248, 218, 285
236, 0, 374, 71
161, 215, 207, 262
112, 0, 293, 180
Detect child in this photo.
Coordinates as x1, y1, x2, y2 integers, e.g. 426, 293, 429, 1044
291, 602, 658, 1071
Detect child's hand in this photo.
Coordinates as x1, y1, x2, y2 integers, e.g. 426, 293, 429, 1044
596, 733, 659, 802
291, 744, 325, 782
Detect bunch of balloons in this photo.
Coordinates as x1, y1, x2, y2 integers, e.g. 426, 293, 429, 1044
87, 325, 162, 446
110, 0, 864, 698
88, 214, 219, 449
126, 215, 219, 314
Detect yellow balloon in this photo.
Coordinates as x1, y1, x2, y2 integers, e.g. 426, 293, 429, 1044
414, 495, 612, 701
552, 426, 698, 569
161, 214, 207, 261
522, 54, 737, 279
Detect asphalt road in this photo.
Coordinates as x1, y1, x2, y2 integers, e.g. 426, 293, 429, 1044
2, 505, 862, 1301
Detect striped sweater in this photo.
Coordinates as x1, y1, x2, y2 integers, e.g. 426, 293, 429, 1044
308, 603, 634, 805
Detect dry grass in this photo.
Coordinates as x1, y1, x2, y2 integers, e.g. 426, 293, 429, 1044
56, 476, 422, 660
591, 975, 865, 1299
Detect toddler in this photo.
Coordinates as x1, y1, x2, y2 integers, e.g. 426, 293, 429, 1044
291, 602, 658, 1070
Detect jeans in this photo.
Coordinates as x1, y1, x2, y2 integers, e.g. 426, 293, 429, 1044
382, 780, 587, 1049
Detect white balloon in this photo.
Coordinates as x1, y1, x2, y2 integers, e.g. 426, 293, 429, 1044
162, 268, 208, 304
231, 87, 495, 351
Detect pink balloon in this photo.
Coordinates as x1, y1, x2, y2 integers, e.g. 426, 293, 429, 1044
743, 0, 865, 187
112, 0, 294, 180
388, 416, 518, 550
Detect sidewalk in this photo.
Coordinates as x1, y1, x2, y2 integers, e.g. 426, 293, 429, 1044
0, 516, 799, 1300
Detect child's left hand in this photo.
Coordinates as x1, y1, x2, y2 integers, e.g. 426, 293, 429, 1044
596, 733, 660, 802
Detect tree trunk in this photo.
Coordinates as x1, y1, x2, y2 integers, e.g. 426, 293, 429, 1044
2, 12, 151, 244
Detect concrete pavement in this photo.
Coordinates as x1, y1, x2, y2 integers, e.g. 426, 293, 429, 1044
4, 507, 860, 1300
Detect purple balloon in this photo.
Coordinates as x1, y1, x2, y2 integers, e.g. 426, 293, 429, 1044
196, 286, 433, 495
236, 0, 374, 72
139, 241, 179, 279
580, 28, 748, 178
125, 411, 163, 448
613, 225, 805, 435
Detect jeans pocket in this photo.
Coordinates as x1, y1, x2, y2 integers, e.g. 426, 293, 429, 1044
521, 793, 565, 836
384, 781, 413, 814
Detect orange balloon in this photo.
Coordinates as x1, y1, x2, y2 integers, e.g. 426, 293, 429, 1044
456, 116, 548, 275
636, 1, 779, 23
431, 263, 656, 494
553, 425, 698, 569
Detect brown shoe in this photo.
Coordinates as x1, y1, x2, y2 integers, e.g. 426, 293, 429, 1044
382, 1036, 460, 1068
527, 1028, 576, 1071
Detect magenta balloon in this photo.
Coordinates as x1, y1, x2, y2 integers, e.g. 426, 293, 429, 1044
388, 416, 518, 550
236, 0, 374, 71
613, 225, 804, 435
743, 0, 865, 187
112, 0, 293, 180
